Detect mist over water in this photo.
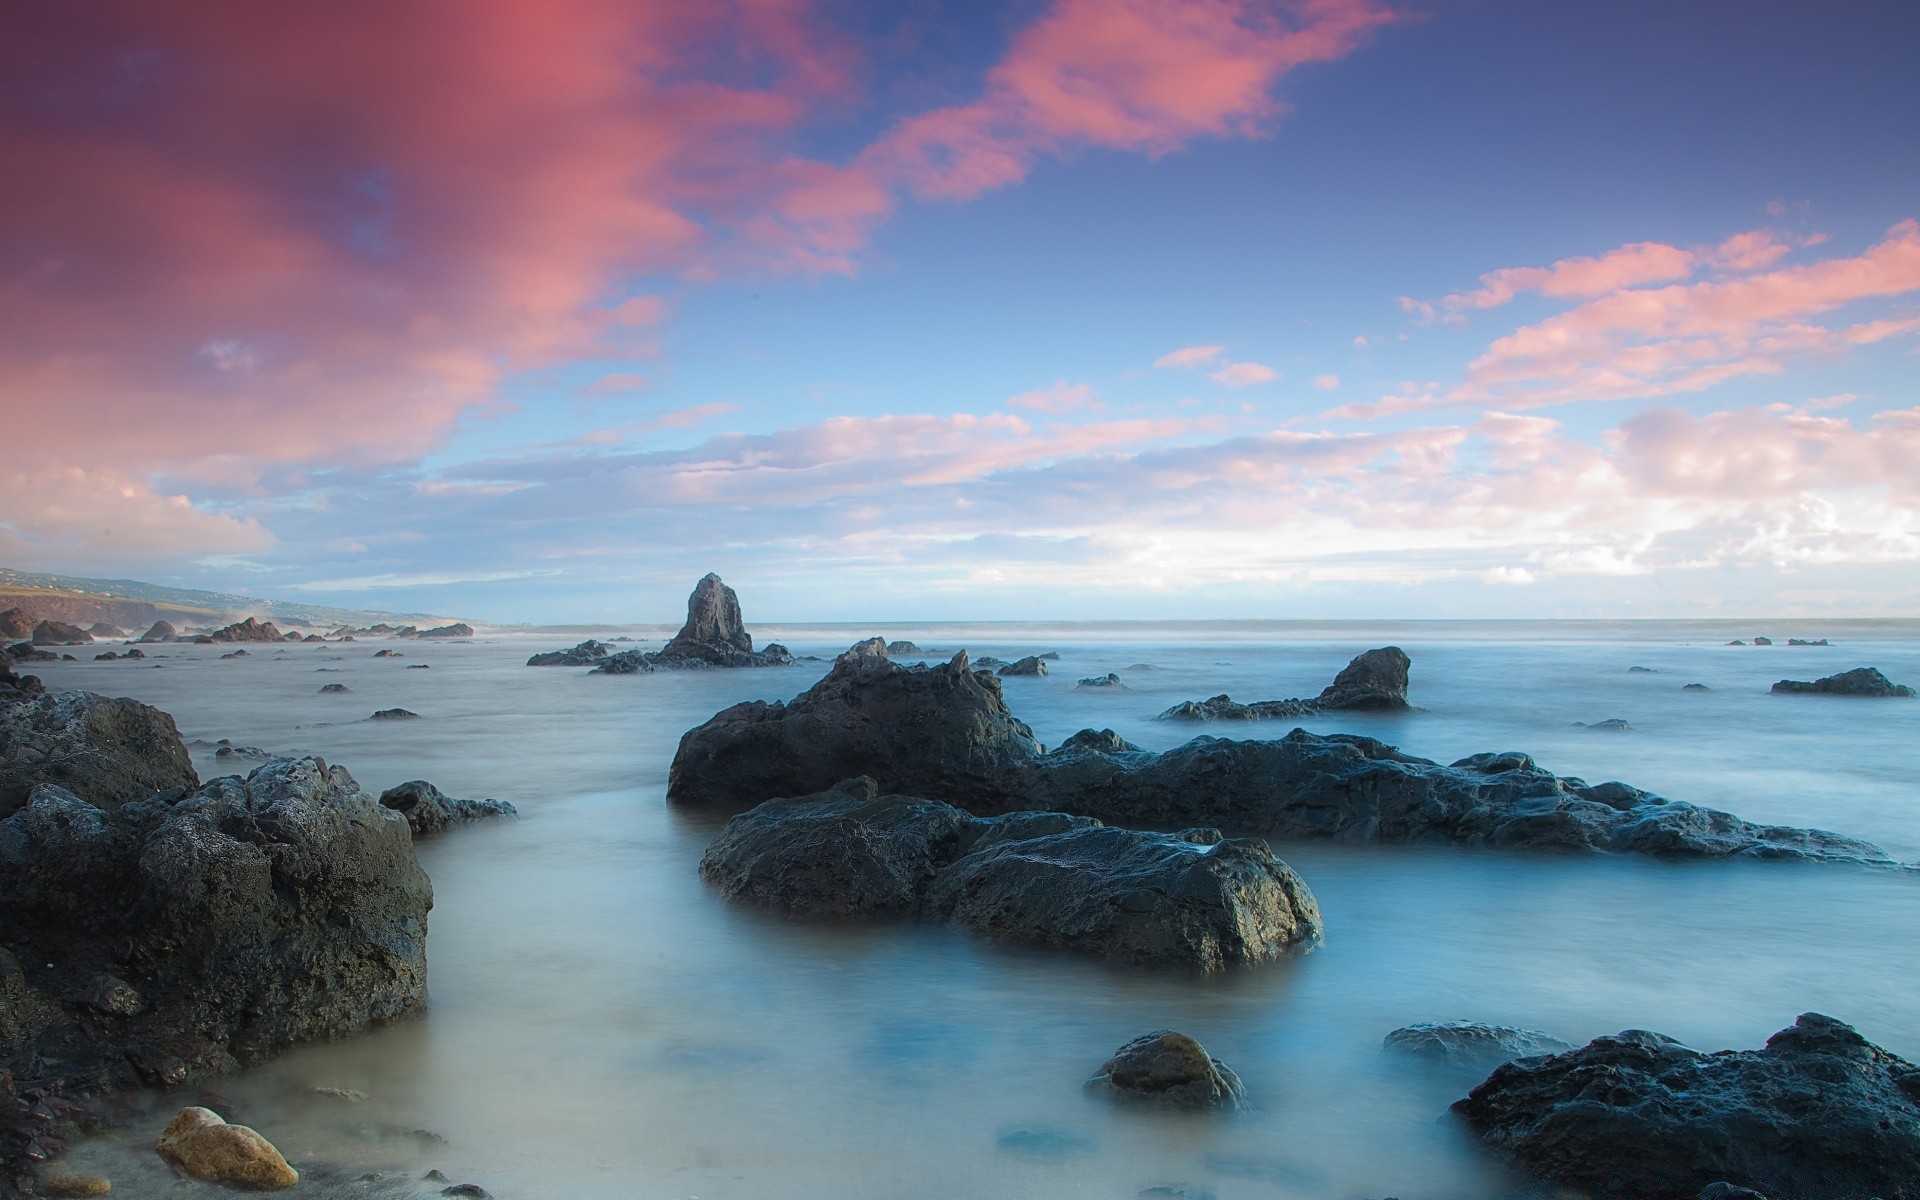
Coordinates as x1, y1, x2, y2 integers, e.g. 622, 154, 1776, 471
31, 621, 1920, 1199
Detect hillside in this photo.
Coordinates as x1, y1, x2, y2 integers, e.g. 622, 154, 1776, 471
0, 568, 461, 632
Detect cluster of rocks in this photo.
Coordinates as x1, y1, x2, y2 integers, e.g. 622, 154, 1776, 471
1729, 636, 1831, 646
90, 649, 145, 661
1771, 666, 1915, 697
527, 639, 614, 667
207, 617, 285, 643
700, 776, 1321, 971
326, 621, 471, 640
528, 575, 793, 673
667, 640, 1898, 866
1157, 647, 1411, 721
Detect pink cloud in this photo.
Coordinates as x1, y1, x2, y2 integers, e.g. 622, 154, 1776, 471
1008, 381, 1103, 413
1446, 241, 1697, 310
1154, 344, 1227, 368
1311, 373, 1341, 390
1210, 361, 1278, 386
861, 0, 1400, 201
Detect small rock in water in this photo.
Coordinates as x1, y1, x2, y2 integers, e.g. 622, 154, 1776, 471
1752, 636, 1773, 645
1683, 682, 1710, 691
1086, 1030, 1245, 1109
40, 1175, 111, 1197
370, 708, 420, 720
1771, 667, 1915, 697
1383, 1021, 1571, 1068
373, 649, 400, 658
406, 663, 431, 669
319, 683, 350, 693
1727, 639, 1747, 645
311, 1086, 368, 1102
1572, 718, 1631, 731
1628, 665, 1655, 673
441, 1186, 491, 1199
154, 1106, 298, 1190
1076, 673, 1126, 689
1787, 638, 1830, 646
379, 779, 517, 836
998, 655, 1048, 677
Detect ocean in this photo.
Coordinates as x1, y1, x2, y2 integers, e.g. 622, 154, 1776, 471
28, 620, 1920, 1198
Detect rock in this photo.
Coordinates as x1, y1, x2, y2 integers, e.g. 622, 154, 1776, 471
86, 623, 126, 639
406, 663, 431, 669
302, 634, 324, 642
208, 618, 283, 643
78, 972, 142, 1016
417, 623, 473, 638
1752, 636, 1773, 645
155, 1107, 298, 1189
1383, 1022, 1571, 1068
1572, 718, 1632, 731
1726, 639, 1746, 646
668, 650, 1900, 865
32, 621, 92, 647
311, 1086, 367, 1102
1086, 1031, 1245, 1109
1628, 665, 1655, 673
651, 574, 790, 669
885, 640, 930, 655
370, 708, 419, 720
319, 683, 350, 693
527, 639, 612, 667
40, 1175, 111, 1197
0, 662, 44, 703
134, 621, 176, 643
219, 650, 249, 660
0, 689, 198, 818
93, 651, 119, 661
974, 656, 1007, 669
440, 1186, 491, 1200
1684, 683, 1710, 691
373, 649, 400, 658
591, 649, 655, 674
378, 780, 517, 836
998, 656, 1048, 677
1787, 638, 1830, 646
6, 641, 57, 662
1076, 674, 1126, 689
1771, 667, 1915, 697
699, 778, 1321, 971
0, 609, 34, 639
1453, 1013, 1920, 1200
1158, 647, 1411, 721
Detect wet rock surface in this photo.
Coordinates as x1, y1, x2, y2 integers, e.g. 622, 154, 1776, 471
0, 689, 198, 819
1158, 647, 1411, 721
1086, 1031, 1246, 1109
155, 1106, 298, 1189
526, 639, 612, 666
997, 655, 1048, 677
378, 780, 517, 837
670, 644, 1900, 864
1384, 1021, 1571, 1069
1771, 666, 1915, 697
699, 778, 1321, 970
1453, 1013, 1920, 1200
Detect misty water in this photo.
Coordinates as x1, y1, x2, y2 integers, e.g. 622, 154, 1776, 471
30, 621, 1920, 1199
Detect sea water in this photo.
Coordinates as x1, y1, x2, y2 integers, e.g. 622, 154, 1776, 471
28, 621, 1920, 1199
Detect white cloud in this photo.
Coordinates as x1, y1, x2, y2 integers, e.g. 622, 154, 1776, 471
1210, 361, 1277, 387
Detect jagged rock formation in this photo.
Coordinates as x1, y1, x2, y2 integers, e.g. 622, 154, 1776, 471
1453, 1013, 1920, 1199
527, 639, 612, 667
698, 777, 1320, 971
668, 645, 1900, 865
998, 656, 1047, 677
569, 575, 791, 673
1384, 1022, 1571, 1069
32, 621, 92, 647
0, 690, 198, 819
377, 780, 517, 836
1771, 667, 1915, 697
134, 620, 177, 643
417, 622, 473, 638
0, 610, 33, 639
1086, 1031, 1246, 1109
207, 617, 283, 643
1076, 674, 1126, 689
1158, 647, 1411, 721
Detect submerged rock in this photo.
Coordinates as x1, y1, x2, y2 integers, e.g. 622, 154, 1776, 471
1086, 1031, 1245, 1109
155, 1107, 298, 1190
370, 708, 419, 720
527, 639, 612, 667
0, 689, 197, 818
378, 780, 517, 836
318, 683, 350, 694
1384, 1022, 1572, 1069
1771, 667, 1915, 697
698, 778, 1321, 971
1077, 674, 1126, 689
1158, 647, 1411, 721
669, 645, 1900, 865
1452, 1013, 1920, 1200
32, 621, 92, 646
1573, 718, 1632, 731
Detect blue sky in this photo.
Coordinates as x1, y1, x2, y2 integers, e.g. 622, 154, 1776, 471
3, 0, 1917, 621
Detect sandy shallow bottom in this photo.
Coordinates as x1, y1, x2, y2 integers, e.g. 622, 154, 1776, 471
27, 620, 1920, 1199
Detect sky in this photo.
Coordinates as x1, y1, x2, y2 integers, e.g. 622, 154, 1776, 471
3, 0, 1918, 622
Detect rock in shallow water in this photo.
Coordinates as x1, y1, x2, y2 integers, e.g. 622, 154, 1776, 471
526, 639, 612, 666
155, 1106, 297, 1190
1452, 1013, 1920, 1200
1383, 1021, 1571, 1069
1771, 666, 1915, 697
378, 779, 517, 836
698, 778, 1321, 970
1158, 646, 1411, 721
1086, 1031, 1245, 1109
668, 645, 1900, 866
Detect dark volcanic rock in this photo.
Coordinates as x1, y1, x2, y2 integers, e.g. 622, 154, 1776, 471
1384, 1022, 1572, 1069
527, 639, 612, 667
998, 656, 1048, 677
208, 618, 283, 643
417, 623, 473, 638
1086, 1031, 1246, 1109
1771, 667, 1915, 697
1453, 1013, 1920, 1200
0, 689, 198, 819
0, 756, 431, 1096
591, 649, 655, 674
6, 641, 56, 662
319, 683, 350, 694
0, 609, 34, 639
1076, 673, 1126, 689
699, 778, 1321, 970
651, 573, 790, 668
373, 649, 400, 658
134, 620, 177, 643
378, 780, 516, 836
32, 621, 92, 647
369, 708, 419, 721
669, 648, 1900, 865
85, 623, 125, 639
0, 664, 43, 703
1158, 646, 1411, 721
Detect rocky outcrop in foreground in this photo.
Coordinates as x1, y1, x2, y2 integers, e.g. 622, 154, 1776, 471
378, 780, 517, 836
0, 756, 432, 1087
0, 689, 198, 818
1086, 1031, 1246, 1109
698, 777, 1321, 971
1158, 646, 1411, 720
668, 645, 1899, 865
527, 639, 612, 667
1771, 667, 1915, 697
1453, 1013, 1920, 1200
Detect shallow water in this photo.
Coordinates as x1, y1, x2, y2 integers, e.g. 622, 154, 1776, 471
30, 621, 1920, 1199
